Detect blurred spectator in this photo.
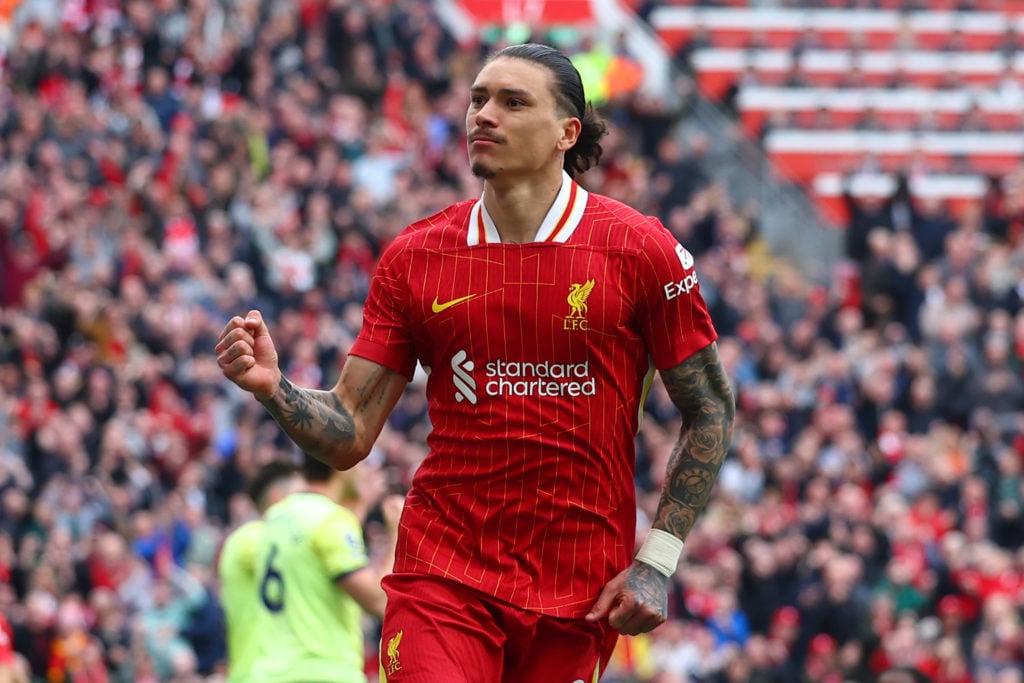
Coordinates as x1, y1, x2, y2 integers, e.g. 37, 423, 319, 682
136, 567, 205, 680
1, 2, 1023, 682
0, 612, 30, 683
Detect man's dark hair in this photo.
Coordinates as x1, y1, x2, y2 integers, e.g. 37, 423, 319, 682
302, 452, 336, 484
246, 460, 301, 511
489, 43, 607, 178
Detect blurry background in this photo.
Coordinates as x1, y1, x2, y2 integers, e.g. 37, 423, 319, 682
0, 0, 1022, 681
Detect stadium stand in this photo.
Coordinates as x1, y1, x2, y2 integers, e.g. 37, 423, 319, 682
651, 1, 1024, 228
0, 0, 1022, 682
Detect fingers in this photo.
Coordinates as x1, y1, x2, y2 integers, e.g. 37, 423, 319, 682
215, 311, 267, 353
216, 332, 254, 367
381, 495, 405, 530
609, 600, 666, 635
215, 316, 253, 352
606, 593, 636, 630
358, 467, 388, 502
222, 353, 256, 377
585, 584, 619, 623
589, 565, 668, 635
244, 309, 270, 337
216, 316, 258, 374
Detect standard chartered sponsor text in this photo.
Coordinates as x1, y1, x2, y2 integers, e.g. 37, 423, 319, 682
483, 359, 596, 397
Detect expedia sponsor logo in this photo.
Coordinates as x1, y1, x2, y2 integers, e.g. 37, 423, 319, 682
664, 273, 699, 299
665, 244, 698, 299
675, 243, 694, 269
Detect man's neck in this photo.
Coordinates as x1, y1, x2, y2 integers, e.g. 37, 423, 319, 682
305, 480, 341, 503
482, 168, 565, 244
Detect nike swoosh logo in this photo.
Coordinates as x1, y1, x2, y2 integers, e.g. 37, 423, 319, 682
431, 294, 478, 313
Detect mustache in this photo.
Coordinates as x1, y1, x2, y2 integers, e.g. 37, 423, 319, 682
468, 131, 504, 143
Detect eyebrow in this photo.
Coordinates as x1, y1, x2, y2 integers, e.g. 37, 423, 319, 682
470, 86, 535, 99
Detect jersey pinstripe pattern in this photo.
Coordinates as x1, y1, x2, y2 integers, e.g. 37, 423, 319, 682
351, 175, 717, 618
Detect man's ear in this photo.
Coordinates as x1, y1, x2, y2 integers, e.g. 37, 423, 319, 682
557, 118, 582, 152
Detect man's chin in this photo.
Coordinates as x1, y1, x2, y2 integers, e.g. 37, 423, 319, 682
471, 162, 496, 180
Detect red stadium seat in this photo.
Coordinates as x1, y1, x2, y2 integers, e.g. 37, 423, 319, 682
691, 48, 1021, 100
650, 6, 1024, 53
764, 129, 1024, 183
737, 86, 1022, 138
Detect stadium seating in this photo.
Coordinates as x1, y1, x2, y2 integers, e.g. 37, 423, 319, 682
736, 86, 1021, 138
690, 48, 1022, 99
651, 6, 1024, 53
648, 4, 1024, 224
764, 129, 1024, 179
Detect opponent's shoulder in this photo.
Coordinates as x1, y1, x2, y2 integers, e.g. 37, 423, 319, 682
272, 493, 358, 528
219, 520, 264, 572
321, 500, 361, 532
263, 492, 323, 531
222, 520, 263, 550
232, 519, 264, 540
273, 491, 328, 515
310, 503, 365, 557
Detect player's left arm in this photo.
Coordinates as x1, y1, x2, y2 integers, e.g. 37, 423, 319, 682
588, 341, 734, 635
336, 569, 387, 620
650, 341, 734, 553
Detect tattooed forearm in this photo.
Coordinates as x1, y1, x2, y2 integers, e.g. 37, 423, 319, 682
654, 342, 735, 539
259, 376, 356, 465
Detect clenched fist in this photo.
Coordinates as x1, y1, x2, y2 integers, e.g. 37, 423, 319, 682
215, 310, 282, 401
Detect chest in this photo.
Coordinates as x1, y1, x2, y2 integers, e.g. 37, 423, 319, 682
407, 245, 636, 358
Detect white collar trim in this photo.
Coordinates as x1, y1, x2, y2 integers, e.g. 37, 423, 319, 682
467, 171, 588, 245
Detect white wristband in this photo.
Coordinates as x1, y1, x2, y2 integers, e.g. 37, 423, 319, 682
635, 529, 684, 578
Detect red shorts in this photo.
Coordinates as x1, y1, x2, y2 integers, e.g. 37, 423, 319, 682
378, 573, 618, 683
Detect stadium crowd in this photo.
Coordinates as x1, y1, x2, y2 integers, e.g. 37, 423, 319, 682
0, 0, 1022, 682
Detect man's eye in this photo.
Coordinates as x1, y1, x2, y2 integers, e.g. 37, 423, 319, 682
508, 99, 524, 107
470, 95, 485, 105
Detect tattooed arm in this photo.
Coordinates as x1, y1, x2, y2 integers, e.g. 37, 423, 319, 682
215, 310, 408, 470
650, 341, 735, 548
587, 342, 734, 635
259, 357, 408, 470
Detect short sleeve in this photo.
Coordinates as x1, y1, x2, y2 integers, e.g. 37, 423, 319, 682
349, 242, 418, 380
236, 524, 263, 575
635, 218, 717, 370
219, 520, 263, 579
310, 507, 369, 579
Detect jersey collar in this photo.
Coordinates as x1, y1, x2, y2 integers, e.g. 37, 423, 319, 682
467, 170, 589, 245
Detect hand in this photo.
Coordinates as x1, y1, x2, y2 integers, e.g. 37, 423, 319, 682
585, 560, 669, 635
215, 310, 281, 400
380, 494, 405, 533
355, 463, 388, 510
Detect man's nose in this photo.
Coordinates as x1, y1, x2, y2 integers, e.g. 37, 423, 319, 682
474, 100, 498, 126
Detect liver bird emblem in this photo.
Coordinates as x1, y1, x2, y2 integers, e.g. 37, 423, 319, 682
567, 279, 595, 318
386, 630, 403, 674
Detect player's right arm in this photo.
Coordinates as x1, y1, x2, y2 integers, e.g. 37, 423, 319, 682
312, 506, 395, 620
215, 310, 408, 470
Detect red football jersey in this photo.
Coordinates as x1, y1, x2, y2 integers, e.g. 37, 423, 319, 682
350, 173, 717, 618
